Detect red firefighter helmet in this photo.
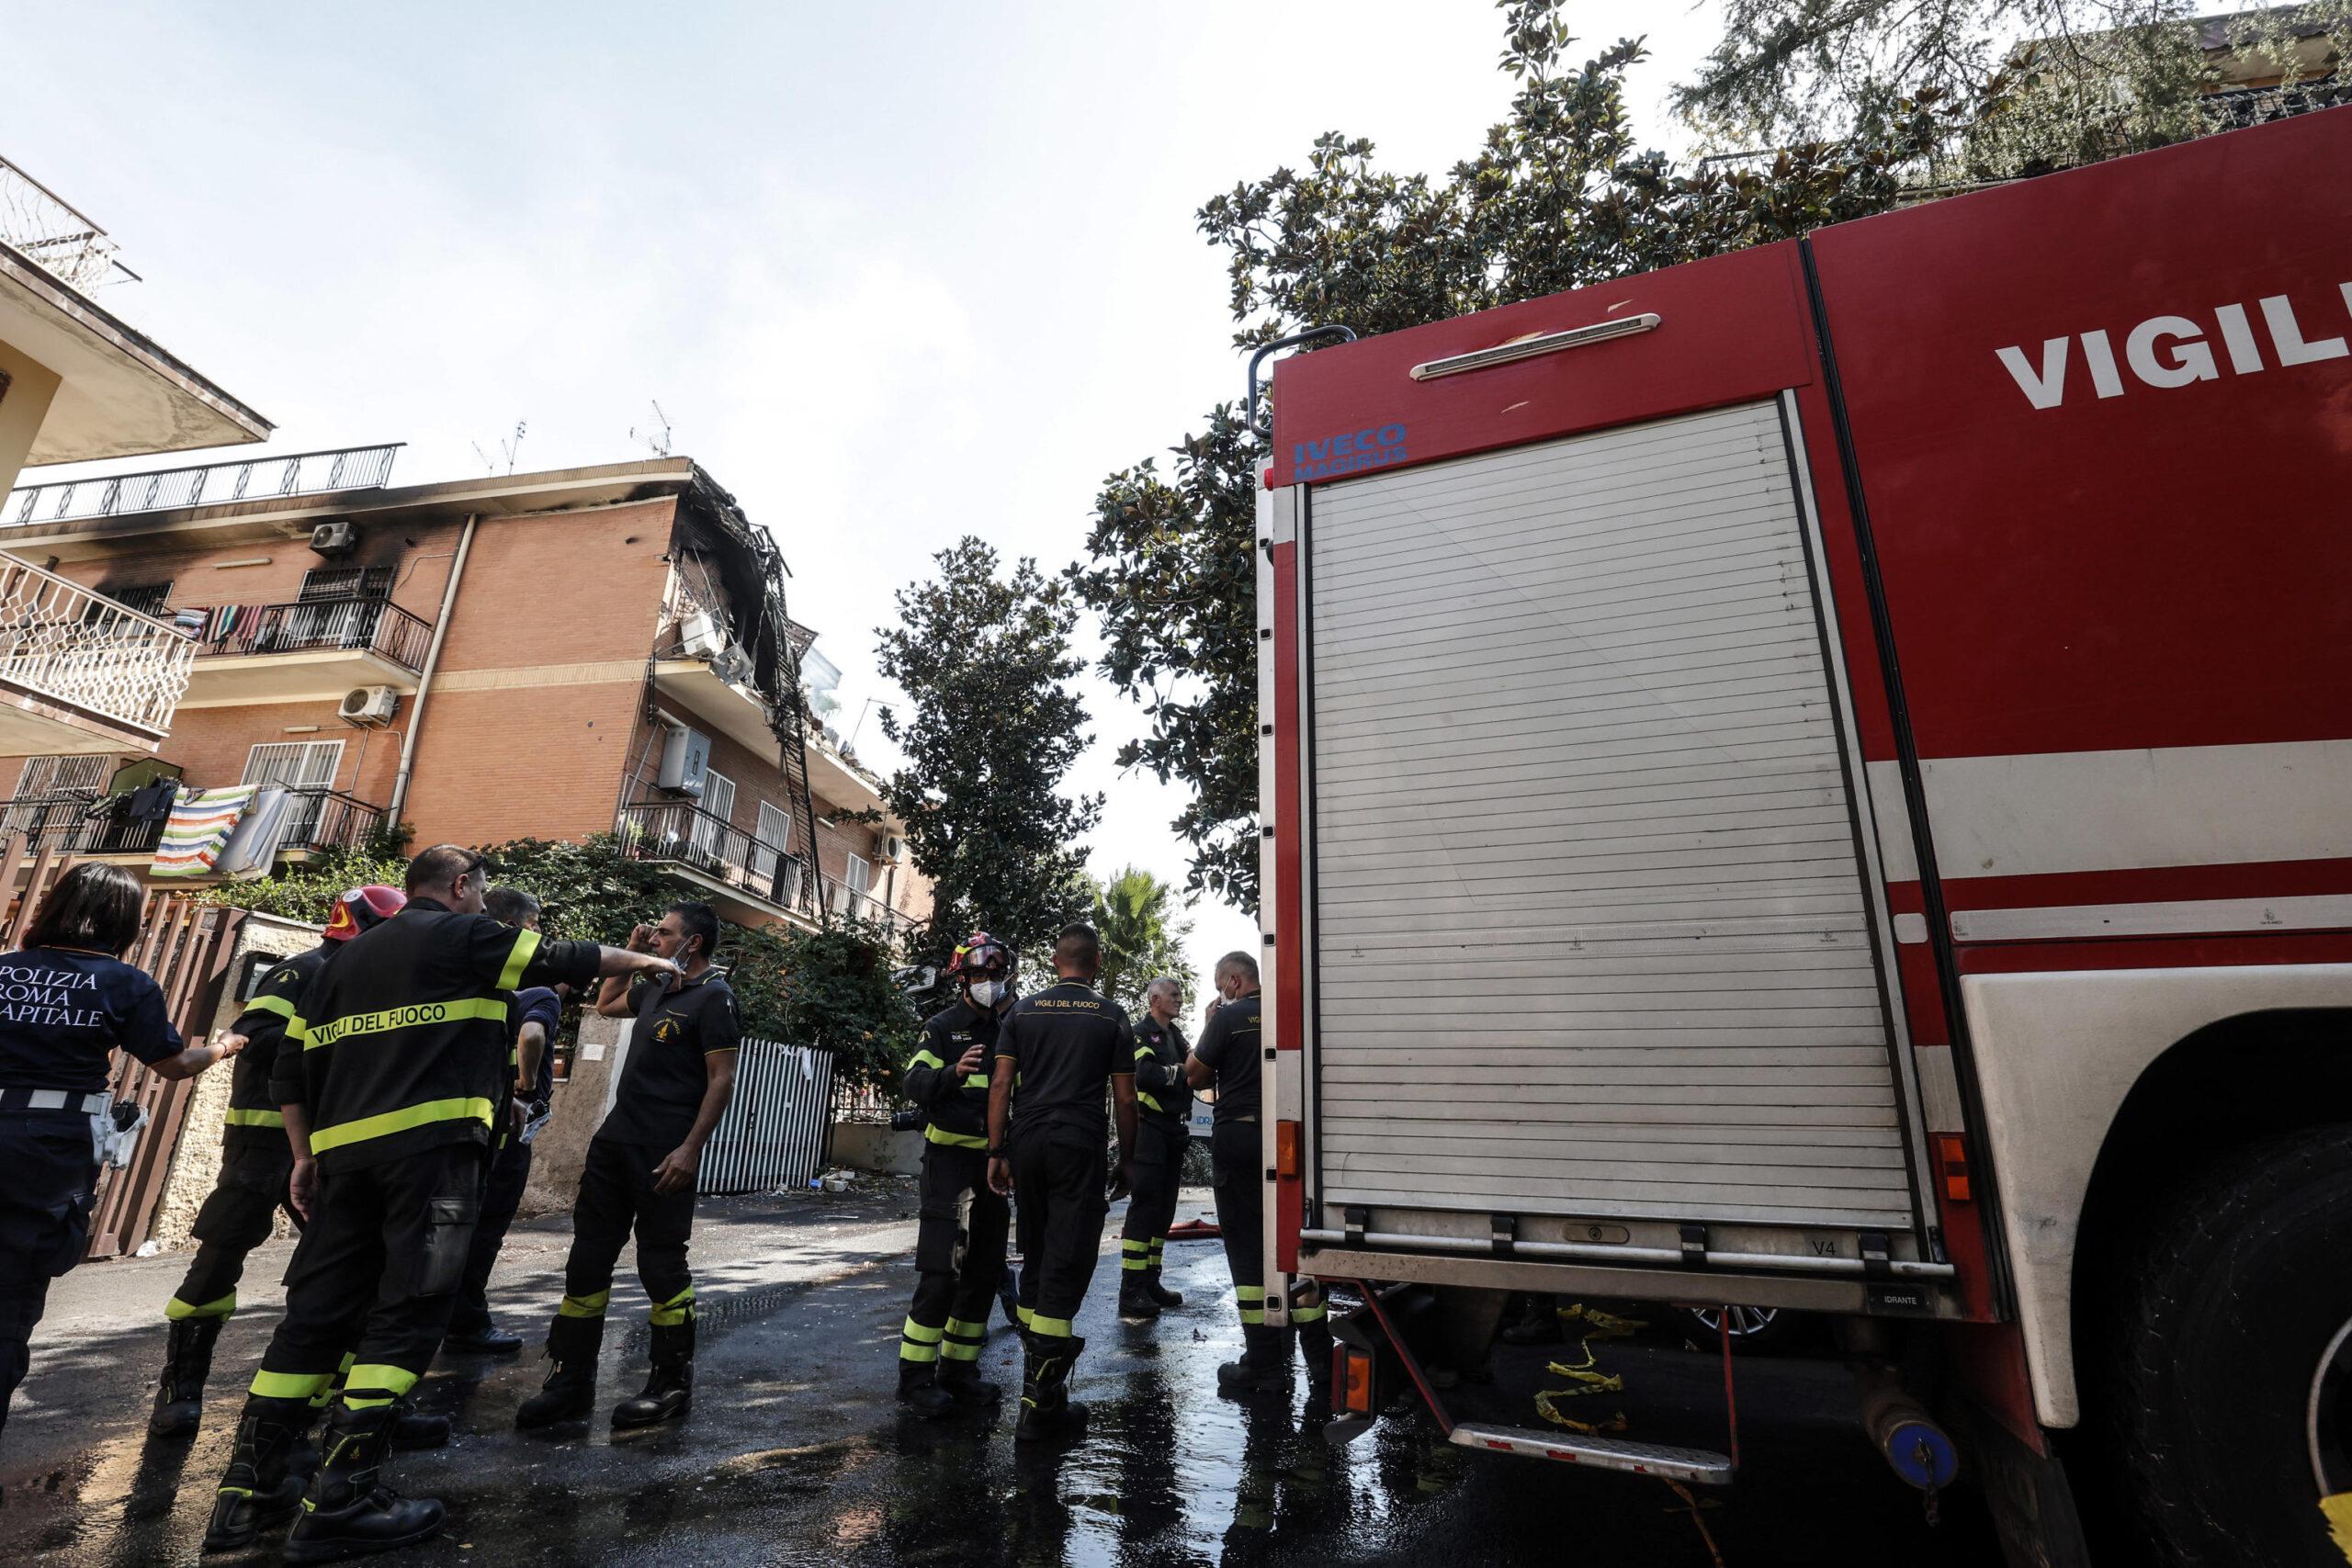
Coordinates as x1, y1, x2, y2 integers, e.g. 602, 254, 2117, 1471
323, 884, 406, 942
944, 931, 1012, 982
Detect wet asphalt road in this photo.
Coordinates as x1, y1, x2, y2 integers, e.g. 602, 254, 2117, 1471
1, 1183, 1998, 1565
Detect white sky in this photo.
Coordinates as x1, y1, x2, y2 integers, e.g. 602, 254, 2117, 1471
6, 1, 1720, 996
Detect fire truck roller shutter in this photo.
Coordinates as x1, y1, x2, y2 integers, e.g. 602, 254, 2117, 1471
1305, 399, 1920, 1234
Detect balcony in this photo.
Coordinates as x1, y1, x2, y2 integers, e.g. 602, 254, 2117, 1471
0, 555, 193, 755
4, 443, 402, 529
183, 597, 433, 706
820, 873, 921, 941
617, 798, 818, 928
0, 785, 385, 865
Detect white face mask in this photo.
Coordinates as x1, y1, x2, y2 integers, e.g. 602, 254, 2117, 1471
967, 979, 1002, 1009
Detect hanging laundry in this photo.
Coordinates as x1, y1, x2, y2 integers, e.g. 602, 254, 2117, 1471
152, 785, 259, 879
214, 787, 292, 880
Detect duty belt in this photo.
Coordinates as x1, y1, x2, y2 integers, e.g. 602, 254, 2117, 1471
0, 1087, 110, 1114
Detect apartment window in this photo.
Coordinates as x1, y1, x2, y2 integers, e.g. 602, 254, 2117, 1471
99, 581, 173, 617
749, 800, 794, 886
299, 564, 393, 602
243, 740, 344, 843
2, 755, 114, 842
844, 852, 873, 907
688, 770, 737, 868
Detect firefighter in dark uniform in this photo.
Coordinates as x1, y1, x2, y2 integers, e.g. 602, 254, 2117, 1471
895, 931, 1015, 1416
1188, 950, 1329, 1395
202, 845, 675, 1562
515, 899, 739, 1433
1, 864, 243, 1440
1118, 974, 1191, 1321
985, 921, 1136, 1443
147, 885, 406, 1438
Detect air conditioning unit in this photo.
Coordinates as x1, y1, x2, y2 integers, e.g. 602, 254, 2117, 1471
310, 520, 358, 556
338, 685, 399, 727
657, 724, 711, 799
880, 833, 908, 863
678, 611, 723, 659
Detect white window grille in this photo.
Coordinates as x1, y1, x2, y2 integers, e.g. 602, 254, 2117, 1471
690, 771, 737, 867
3, 754, 112, 839
242, 739, 344, 843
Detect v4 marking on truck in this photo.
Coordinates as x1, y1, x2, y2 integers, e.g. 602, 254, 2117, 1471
1996, 282, 2352, 408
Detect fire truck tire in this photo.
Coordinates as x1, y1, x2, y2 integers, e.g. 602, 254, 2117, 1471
2104, 1124, 2352, 1568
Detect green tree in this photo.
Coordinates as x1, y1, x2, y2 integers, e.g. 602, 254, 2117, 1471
876, 536, 1102, 976
1089, 864, 1194, 1016
1677, 2, 2350, 179
1071, 0, 1947, 909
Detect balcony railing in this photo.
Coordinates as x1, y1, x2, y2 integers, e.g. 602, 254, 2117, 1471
618, 798, 814, 914
196, 597, 432, 674
821, 873, 920, 939
0, 556, 193, 735
0, 785, 384, 861
4, 443, 404, 529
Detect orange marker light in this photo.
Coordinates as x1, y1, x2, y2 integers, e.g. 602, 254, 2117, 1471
1934, 1133, 1972, 1202
1343, 1348, 1374, 1415
1276, 1120, 1301, 1178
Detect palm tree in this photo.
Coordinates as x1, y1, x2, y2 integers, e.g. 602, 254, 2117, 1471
1090, 865, 1193, 1015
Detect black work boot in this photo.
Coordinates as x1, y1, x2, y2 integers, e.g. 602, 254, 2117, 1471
151, 1316, 224, 1438
1143, 1264, 1183, 1309
390, 1395, 449, 1450
1014, 1332, 1088, 1444
1298, 1318, 1335, 1399
202, 1394, 316, 1552
611, 1320, 693, 1429
441, 1314, 523, 1355
1498, 1295, 1562, 1345
514, 1315, 602, 1429
1117, 1273, 1161, 1322
934, 1355, 1001, 1407
1217, 1324, 1292, 1395
282, 1403, 445, 1563
897, 1358, 955, 1418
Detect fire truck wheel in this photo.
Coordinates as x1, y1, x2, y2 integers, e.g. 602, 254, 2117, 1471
2105, 1124, 2352, 1568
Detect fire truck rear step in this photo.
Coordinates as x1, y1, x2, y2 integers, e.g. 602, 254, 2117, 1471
1446, 1422, 1735, 1485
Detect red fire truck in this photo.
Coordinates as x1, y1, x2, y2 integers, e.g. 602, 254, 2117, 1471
1253, 105, 2352, 1565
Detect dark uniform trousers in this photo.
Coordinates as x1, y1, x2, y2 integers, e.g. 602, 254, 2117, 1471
451, 1133, 533, 1334
1012, 1133, 1108, 1339
1211, 1119, 1327, 1338
249, 1142, 483, 1409
1118, 1118, 1185, 1278
899, 1142, 1009, 1369
0, 1111, 97, 1434
169, 1142, 300, 1322
549, 1136, 695, 1354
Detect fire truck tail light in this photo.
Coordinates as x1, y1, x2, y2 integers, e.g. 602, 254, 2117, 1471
1408, 312, 1662, 380
1276, 1120, 1301, 1178
1342, 1348, 1374, 1415
1934, 1134, 1972, 1202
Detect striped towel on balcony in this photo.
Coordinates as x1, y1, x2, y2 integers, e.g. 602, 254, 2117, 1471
152, 785, 258, 878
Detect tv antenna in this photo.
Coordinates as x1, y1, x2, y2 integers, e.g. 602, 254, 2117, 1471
472, 419, 527, 476
631, 400, 674, 458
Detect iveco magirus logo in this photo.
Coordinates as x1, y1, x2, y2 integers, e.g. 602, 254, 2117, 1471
1996, 283, 2352, 409
1295, 423, 1408, 479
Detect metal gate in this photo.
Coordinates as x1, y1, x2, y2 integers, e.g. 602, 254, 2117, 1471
0, 834, 249, 1258
698, 1036, 835, 1195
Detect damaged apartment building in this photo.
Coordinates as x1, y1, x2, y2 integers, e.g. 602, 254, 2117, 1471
0, 446, 927, 939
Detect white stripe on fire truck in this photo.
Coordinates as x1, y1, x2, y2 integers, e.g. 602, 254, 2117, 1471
1862, 739, 2352, 884
1948, 894, 2352, 944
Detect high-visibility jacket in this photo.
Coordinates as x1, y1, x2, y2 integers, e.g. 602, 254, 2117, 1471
223, 942, 328, 1147
288, 897, 601, 1173
903, 999, 1000, 1150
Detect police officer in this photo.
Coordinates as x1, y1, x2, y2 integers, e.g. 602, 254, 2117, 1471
985, 922, 1136, 1443
515, 899, 739, 1433
1188, 951, 1329, 1395
1, 863, 243, 1440
203, 845, 676, 1561
1117, 975, 1191, 1322
895, 931, 1014, 1416
147, 884, 406, 1438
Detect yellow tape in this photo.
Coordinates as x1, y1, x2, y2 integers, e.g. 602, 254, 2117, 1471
2323, 1492, 2352, 1564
